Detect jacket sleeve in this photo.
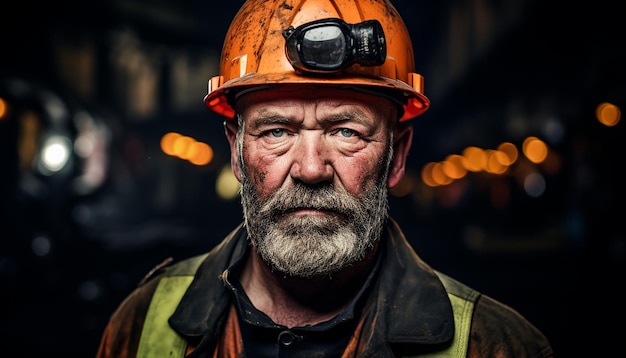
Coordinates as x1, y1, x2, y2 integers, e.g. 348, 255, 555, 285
468, 294, 554, 358
95, 274, 161, 358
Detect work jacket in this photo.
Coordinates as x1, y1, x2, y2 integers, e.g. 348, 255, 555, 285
96, 219, 554, 357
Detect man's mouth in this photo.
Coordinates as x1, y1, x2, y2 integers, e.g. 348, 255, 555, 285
277, 207, 345, 220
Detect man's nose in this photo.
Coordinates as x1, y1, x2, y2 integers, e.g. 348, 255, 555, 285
289, 132, 334, 184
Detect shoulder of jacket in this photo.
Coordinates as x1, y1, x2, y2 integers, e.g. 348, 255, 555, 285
137, 253, 210, 287
471, 293, 554, 356
137, 257, 175, 286
434, 270, 481, 303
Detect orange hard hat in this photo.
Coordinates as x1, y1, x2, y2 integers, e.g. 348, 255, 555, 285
204, 0, 429, 122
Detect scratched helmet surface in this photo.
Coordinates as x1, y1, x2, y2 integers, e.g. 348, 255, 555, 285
204, 0, 429, 121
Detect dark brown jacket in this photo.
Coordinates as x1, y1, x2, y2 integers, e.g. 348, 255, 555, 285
96, 219, 554, 357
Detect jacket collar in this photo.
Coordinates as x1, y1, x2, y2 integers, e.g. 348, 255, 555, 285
169, 223, 248, 339
370, 219, 454, 346
169, 219, 454, 351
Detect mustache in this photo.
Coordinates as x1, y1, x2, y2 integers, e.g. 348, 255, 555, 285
258, 183, 359, 219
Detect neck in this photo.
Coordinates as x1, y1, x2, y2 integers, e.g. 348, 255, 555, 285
239, 244, 378, 328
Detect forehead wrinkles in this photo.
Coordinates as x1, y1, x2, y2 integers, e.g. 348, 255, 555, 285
240, 97, 306, 120
242, 96, 385, 126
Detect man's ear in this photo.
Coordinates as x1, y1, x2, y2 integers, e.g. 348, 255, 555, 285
387, 124, 413, 189
224, 120, 242, 182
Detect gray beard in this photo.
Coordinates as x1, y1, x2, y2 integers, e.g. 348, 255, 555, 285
238, 152, 392, 279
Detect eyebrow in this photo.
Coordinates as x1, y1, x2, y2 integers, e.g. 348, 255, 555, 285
246, 107, 374, 131
247, 112, 291, 131
322, 109, 370, 126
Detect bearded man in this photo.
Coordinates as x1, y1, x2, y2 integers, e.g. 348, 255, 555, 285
96, 0, 554, 357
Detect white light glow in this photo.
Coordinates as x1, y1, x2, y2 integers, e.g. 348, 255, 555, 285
40, 135, 72, 174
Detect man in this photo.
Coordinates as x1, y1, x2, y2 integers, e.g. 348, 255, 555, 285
97, 0, 554, 357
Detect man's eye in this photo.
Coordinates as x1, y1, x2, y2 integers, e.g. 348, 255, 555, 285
339, 128, 356, 138
268, 128, 285, 138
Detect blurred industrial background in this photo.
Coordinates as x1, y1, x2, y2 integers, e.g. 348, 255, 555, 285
1, 0, 624, 356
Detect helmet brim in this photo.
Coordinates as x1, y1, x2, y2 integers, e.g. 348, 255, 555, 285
204, 72, 429, 122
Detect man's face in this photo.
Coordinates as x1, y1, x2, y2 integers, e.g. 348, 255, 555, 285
228, 87, 406, 278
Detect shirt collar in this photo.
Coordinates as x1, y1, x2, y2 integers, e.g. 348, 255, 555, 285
221, 241, 383, 330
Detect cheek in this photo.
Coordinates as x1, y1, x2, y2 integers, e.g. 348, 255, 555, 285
337, 155, 386, 194
243, 149, 289, 197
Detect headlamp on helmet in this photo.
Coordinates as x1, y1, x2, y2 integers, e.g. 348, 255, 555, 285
282, 18, 386, 74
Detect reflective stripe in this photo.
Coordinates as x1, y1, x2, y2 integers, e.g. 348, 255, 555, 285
447, 293, 474, 358
136, 276, 194, 358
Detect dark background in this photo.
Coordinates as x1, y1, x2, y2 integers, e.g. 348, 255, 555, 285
1, 0, 624, 356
